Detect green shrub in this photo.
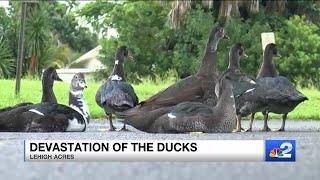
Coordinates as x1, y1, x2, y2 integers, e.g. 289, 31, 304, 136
97, 1, 173, 82
276, 15, 320, 88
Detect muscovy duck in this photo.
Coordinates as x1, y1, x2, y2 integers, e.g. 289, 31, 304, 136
95, 46, 139, 131
117, 25, 228, 130
247, 43, 308, 132
0, 73, 89, 132
122, 75, 237, 133
217, 43, 259, 132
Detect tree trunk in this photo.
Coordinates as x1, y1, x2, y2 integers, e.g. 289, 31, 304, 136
265, 0, 287, 13
245, 0, 259, 14
219, 0, 239, 17
238, 0, 259, 19
28, 53, 38, 75
168, 0, 192, 29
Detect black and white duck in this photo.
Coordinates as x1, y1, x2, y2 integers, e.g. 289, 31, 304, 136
117, 25, 228, 130
0, 67, 62, 112
247, 43, 308, 131
217, 43, 259, 132
122, 75, 236, 133
95, 46, 139, 131
0, 72, 89, 132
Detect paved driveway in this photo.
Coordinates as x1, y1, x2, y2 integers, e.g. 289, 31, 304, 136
0, 119, 319, 180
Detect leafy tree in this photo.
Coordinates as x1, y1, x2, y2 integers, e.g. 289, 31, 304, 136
1, 1, 98, 77
49, 2, 98, 53
82, 1, 173, 82
277, 15, 320, 87
78, 1, 320, 88
25, 4, 50, 75
171, 5, 215, 77
0, 7, 16, 78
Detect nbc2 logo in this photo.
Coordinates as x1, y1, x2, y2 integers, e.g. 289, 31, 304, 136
265, 140, 296, 162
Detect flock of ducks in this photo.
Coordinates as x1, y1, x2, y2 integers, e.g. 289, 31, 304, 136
0, 25, 307, 133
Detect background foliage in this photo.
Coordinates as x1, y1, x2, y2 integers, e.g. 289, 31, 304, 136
1, 1, 320, 88
79, 1, 320, 87
0, 1, 97, 77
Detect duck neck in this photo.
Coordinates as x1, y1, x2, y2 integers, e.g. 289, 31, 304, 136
197, 38, 220, 77
215, 84, 235, 113
257, 51, 278, 78
227, 49, 240, 70
41, 79, 57, 103
110, 57, 125, 81
69, 90, 90, 125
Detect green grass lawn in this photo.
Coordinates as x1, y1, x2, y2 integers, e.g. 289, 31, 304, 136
0, 79, 319, 120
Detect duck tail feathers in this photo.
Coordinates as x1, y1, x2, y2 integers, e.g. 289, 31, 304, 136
291, 92, 308, 102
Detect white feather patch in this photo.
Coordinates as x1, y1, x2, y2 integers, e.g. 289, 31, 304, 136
110, 75, 122, 81
66, 118, 86, 132
250, 80, 256, 84
70, 100, 90, 124
168, 113, 176, 119
28, 109, 44, 116
115, 60, 119, 65
244, 88, 255, 94
70, 90, 83, 96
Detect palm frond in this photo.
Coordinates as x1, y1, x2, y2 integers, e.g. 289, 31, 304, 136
0, 36, 15, 78
39, 44, 73, 69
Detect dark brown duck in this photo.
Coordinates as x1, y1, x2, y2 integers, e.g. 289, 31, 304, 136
122, 75, 237, 133
117, 25, 227, 130
217, 43, 259, 132
248, 43, 308, 132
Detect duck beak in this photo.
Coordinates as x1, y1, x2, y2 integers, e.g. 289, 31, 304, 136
242, 53, 248, 58
127, 51, 134, 61
223, 35, 230, 40
275, 53, 281, 58
55, 75, 63, 81
80, 81, 87, 88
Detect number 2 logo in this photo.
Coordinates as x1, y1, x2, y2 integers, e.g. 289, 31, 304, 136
279, 142, 293, 158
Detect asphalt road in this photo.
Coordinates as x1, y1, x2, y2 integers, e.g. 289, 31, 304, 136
0, 119, 319, 180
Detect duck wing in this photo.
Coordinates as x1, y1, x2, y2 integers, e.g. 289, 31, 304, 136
26, 103, 87, 132
231, 75, 256, 97
140, 76, 203, 106
98, 80, 138, 112
149, 102, 212, 133
258, 76, 308, 103
217, 70, 256, 98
